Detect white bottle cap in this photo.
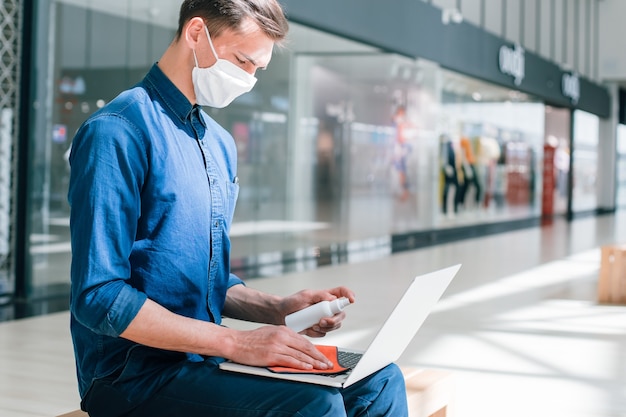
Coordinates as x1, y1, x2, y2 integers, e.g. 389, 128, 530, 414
330, 297, 351, 314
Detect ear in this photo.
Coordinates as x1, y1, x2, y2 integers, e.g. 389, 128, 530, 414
183, 17, 206, 50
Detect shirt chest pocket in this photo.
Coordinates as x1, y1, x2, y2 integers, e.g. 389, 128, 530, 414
225, 180, 239, 226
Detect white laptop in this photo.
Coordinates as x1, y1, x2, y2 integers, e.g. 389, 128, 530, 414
219, 264, 461, 388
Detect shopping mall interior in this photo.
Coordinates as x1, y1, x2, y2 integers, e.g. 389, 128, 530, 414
1, 0, 626, 416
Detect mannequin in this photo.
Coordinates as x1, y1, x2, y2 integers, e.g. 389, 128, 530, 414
475, 136, 501, 208
459, 136, 480, 209
440, 133, 459, 215
391, 105, 414, 201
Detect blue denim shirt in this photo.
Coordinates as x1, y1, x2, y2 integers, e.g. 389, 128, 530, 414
68, 64, 244, 400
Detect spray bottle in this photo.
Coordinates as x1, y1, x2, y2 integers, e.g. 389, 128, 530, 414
285, 297, 351, 333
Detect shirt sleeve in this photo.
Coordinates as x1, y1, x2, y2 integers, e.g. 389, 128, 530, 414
68, 113, 149, 337
228, 273, 245, 288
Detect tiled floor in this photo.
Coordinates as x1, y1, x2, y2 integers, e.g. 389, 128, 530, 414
1, 212, 626, 417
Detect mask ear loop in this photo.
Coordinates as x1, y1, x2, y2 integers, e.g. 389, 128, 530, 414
203, 25, 220, 61
187, 22, 200, 68
191, 25, 218, 68
192, 50, 200, 67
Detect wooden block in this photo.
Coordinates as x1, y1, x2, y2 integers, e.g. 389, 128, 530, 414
401, 367, 455, 417
56, 410, 88, 417
598, 245, 626, 304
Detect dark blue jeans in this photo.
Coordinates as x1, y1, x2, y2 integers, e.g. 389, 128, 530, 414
82, 352, 408, 417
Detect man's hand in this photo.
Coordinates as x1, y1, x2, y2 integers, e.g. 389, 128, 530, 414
226, 325, 334, 370
119, 299, 336, 368
280, 287, 356, 337
224, 285, 356, 337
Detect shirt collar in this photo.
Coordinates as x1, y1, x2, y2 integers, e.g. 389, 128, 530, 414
143, 63, 206, 128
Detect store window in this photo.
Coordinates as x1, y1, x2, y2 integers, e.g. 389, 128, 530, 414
27, 1, 178, 303
290, 53, 546, 237
290, 53, 440, 237
438, 71, 544, 224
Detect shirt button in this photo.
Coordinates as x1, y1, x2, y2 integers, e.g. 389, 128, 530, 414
214, 221, 219, 227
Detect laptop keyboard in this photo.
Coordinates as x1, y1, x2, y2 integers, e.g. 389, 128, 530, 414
337, 350, 363, 369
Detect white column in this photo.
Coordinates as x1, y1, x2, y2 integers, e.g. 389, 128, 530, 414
597, 82, 618, 210
286, 56, 315, 222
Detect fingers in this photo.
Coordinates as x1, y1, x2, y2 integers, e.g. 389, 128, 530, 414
233, 326, 333, 370
328, 286, 356, 303
300, 286, 355, 305
290, 337, 334, 369
274, 331, 333, 370
303, 311, 344, 337
281, 286, 355, 336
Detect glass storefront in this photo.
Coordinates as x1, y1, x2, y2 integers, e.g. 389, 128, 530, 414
24, 0, 575, 298
287, 53, 441, 241
437, 73, 544, 224
28, 1, 179, 299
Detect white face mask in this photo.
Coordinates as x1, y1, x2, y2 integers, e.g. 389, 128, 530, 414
192, 26, 257, 108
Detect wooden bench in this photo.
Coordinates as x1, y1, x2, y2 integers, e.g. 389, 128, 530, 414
402, 367, 454, 417
56, 411, 88, 417
56, 367, 454, 417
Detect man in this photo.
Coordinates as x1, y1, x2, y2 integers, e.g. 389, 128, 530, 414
68, 1, 408, 416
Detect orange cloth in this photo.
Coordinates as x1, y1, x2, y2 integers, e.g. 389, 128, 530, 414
267, 345, 349, 375
460, 137, 476, 164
